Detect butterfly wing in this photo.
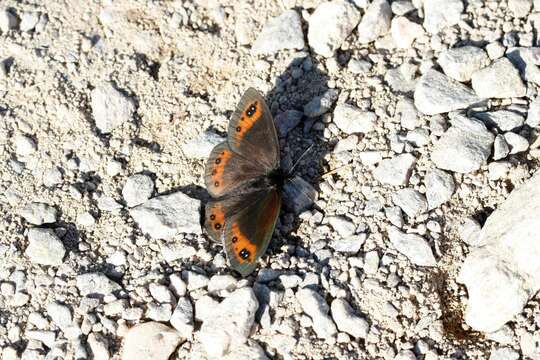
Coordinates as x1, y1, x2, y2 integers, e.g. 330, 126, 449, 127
205, 188, 281, 277
228, 88, 280, 171
205, 142, 267, 197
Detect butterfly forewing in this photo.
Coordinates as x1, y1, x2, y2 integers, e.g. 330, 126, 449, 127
227, 88, 280, 171
222, 189, 281, 277
204, 142, 267, 197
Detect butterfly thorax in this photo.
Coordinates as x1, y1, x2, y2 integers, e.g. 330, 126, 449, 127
268, 167, 286, 189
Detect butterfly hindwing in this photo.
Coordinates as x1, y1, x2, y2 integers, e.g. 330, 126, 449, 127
211, 188, 281, 277
204, 190, 267, 243
228, 88, 280, 171
204, 142, 266, 197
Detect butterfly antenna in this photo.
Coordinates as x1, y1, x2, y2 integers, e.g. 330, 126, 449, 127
287, 144, 315, 176
318, 163, 353, 181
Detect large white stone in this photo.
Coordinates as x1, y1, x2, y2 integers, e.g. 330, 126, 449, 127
129, 191, 201, 239
122, 322, 182, 360
431, 115, 494, 173
459, 171, 540, 332
198, 287, 259, 357
307, 1, 360, 57
414, 70, 480, 115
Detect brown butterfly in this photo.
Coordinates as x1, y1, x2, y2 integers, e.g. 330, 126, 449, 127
204, 88, 284, 276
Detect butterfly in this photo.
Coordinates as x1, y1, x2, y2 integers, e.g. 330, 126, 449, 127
204, 88, 284, 277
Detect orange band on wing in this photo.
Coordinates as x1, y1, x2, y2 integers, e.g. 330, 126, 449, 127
211, 149, 233, 189
233, 101, 262, 140
231, 222, 257, 264
207, 203, 226, 236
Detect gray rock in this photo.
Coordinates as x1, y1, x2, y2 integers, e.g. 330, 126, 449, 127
91, 82, 135, 133
47, 301, 73, 329
385, 62, 417, 92
222, 340, 269, 360
279, 274, 302, 289
333, 135, 359, 153
327, 216, 355, 237
283, 176, 317, 214
348, 59, 372, 74
458, 217, 482, 247
330, 298, 369, 338
473, 110, 525, 131
373, 153, 416, 186
508, 0, 533, 18
493, 135, 510, 160
395, 350, 417, 360
122, 174, 154, 207
146, 303, 173, 322
121, 322, 182, 360
506, 47, 540, 86
199, 287, 259, 357
364, 251, 380, 274
387, 226, 437, 266
471, 58, 527, 99
182, 270, 209, 290
20, 202, 57, 225
504, 132, 529, 154
333, 104, 376, 134
392, 188, 428, 218
0, 9, 18, 32
391, 0, 416, 15
395, 97, 421, 130
425, 169, 455, 209
130, 191, 201, 239
357, 0, 392, 44
43, 167, 63, 187
207, 274, 237, 292
307, 1, 360, 57
77, 211, 96, 227
14, 134, 37, 157
25, 228, 65, 266
423, 0, 463, 34
148, 283, 175, 303
296, 288, 337, 339
431, 115, 494, 173
251, 10, 304, 55
414, 70, 480, 115
96, 195, 123, 212
303, 89, 339, 117
19, 12, 39, 32
274, 110, 303, 137
88, 333, 110, 360
76, 273, 121, 296
458, 171, 540, 332
527, 99, 540, 127
181, 131, 225, 159
488, 161, 511, 180
329, 234, 366, 253
385, 206, 404, 227
438, 46, 490, 82
391, 16, 424, 49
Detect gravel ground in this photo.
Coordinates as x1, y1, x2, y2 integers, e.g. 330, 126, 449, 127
1, 0, 540, 359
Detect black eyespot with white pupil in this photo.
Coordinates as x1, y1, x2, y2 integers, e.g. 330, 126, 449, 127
214, 223, 221, 230
214, 181, 219, 187
232, 236, 238, 243
210, 214, 216, 220
246, 103, 257, 117
215, 158, 221, 164
236, 126, 241, 132
239, 248, 250, 259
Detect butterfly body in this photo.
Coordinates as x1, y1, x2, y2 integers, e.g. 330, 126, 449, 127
204, 88, 284, 277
